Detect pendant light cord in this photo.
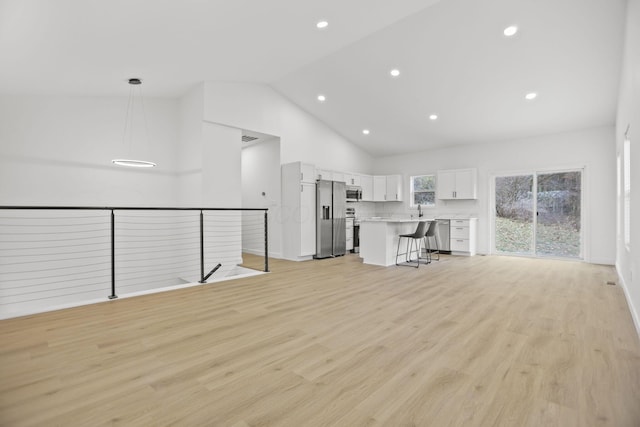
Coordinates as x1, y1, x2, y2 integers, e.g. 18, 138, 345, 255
122, 83, 135, 157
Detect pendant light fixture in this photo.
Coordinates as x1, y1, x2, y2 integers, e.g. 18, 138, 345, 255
112, 78, 156, 168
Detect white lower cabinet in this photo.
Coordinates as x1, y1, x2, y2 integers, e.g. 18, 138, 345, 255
449, 218, 477, 256
346, 218, 354, 251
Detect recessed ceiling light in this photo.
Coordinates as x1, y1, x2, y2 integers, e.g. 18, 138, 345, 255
316, 20, 329, 29
525, 92, 538, 100
390, 69, 400, 77
504, 25, 518, 37
317, 94, 326, 102
362, 129, 370, 135
429, 114, 438, 120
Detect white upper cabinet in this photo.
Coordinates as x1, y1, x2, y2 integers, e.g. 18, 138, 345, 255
437, 170, 457, 199
373, 176, 387, 201
454, 169, 477, 199
285, 161, 316, 184
372, 175, 403, 201
316, 169, 332, 181
300, 163, 316, 184
332, 171, 345, 183
385, 174, 403, 202
343, 173, 361, 186
360, 175, 374, 201
437, 168, 477, 199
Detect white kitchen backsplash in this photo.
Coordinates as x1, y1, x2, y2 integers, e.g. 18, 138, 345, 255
350, 202, 376, 219
355, 200, 478, 219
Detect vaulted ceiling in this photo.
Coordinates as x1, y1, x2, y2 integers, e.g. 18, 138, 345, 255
0, 0, 627, 156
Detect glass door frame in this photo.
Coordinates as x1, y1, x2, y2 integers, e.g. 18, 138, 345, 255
489, 166, 586, 260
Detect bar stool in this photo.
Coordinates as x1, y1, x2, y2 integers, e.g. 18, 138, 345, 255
423, 220, 440, 262
395, 221, 429, 268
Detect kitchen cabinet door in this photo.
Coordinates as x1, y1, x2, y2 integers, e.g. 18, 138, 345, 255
282, 162, 317, 260
332, 171, 345, 183
300, 163, 316, 184
346, 218, 354, 251
385, 175, 403, 201
343, 173, 354, 186
437, 169, 477, 200
437, 170, 457, 199
360, 175, 373, 201
300, 183, 316, 256
316, 169, 332, 181
454, 169, 477, 199
373, 176, 387, 201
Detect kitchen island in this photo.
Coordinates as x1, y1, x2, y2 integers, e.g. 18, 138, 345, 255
359, 218, 434, 266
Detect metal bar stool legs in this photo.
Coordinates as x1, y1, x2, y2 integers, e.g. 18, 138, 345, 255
423, 221, 440, 262
395, 221, 429, 268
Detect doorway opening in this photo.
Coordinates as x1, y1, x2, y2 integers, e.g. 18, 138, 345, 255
492, 169, 583, 259
240, 129, 281, 266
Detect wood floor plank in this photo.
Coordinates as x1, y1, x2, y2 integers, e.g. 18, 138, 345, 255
1, 254, 639, 426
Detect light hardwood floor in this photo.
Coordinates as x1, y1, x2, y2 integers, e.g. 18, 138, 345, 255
1, 254, 639, 426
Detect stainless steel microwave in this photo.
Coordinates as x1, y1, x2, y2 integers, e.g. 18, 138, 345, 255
346, 186, 362, 202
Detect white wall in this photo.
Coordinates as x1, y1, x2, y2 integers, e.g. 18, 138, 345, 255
616, 0, 640, 334
372, 126, 616, 265
176, 84, 243, 208
201, 122, 242, 208
0, 94, 178, 206
203, 82, 374, 173
176, 84, 205, 206
241, 138, 282, 258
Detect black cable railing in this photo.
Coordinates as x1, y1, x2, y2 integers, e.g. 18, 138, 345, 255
0, 206, 269, 318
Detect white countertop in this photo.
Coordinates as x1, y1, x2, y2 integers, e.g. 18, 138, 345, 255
360, 217, 436, 223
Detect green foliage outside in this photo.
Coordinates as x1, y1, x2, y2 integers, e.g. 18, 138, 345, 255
495, 171, 581, 258
495, 217, 580, 258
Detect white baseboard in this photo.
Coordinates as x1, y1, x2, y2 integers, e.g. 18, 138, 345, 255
242, 248, 283, 259
281, 255, 314, 262
588, 256, 616, 266
616, 262, 640, 339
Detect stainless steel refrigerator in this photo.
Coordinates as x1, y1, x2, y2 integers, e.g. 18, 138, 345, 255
315, 180, 346, 258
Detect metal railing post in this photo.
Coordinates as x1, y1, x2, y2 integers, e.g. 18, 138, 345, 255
109, 209, 117, 299
264, 210, 269, 272
200, 210, 204, 282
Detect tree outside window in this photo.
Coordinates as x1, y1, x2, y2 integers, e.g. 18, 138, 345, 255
411, 175, 436, 207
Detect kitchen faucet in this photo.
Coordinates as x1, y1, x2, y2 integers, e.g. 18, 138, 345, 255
418, 204, 423, 217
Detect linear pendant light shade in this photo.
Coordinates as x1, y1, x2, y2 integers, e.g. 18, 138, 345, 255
112, 78, 156, 168
111, 159, 157, 167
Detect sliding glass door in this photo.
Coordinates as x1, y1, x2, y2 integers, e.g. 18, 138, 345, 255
493, 170, 582, 259
495, 174, 534, 255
